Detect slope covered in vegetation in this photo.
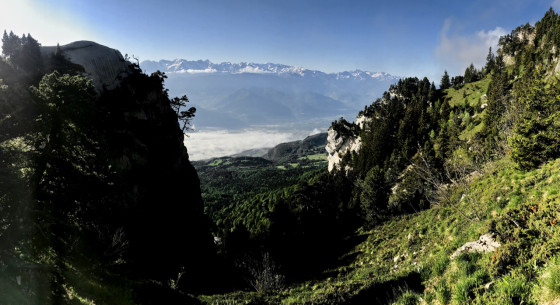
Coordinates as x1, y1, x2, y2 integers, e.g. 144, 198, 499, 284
200, 9, 560, 304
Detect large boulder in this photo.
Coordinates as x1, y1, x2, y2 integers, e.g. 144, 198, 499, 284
451, 234, 501, 259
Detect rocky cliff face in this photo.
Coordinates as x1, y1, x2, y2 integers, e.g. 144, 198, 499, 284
42, 42, 215, 290
42, 41, 132, 91
325, 117, 364, 172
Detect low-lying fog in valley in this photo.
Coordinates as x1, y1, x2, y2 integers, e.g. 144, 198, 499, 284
141, 59, 398, 159
185, 127, 323, 160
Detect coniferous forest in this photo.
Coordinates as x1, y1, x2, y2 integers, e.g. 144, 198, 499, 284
3, 8, 560, 305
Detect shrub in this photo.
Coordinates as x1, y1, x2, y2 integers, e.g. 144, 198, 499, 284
240, 252, 285, 293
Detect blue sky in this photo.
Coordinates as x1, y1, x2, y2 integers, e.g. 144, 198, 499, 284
1, 0, 558, 81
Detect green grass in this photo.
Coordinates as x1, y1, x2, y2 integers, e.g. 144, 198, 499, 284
441, 78, 491, 142
444, 77, 491, 109
208, 157, 233, 167
489, 274, 531, 305
459, 121, 485, 141
208, 158, 224, 166
535, 255, 560, 304
435, 279, 451, 304
394, 290, 420, 305
200, 156, 560, 304
298, 153, 328, 162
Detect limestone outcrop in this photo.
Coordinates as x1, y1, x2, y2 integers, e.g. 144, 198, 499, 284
326, 116, 365, 172
450, 234, 501, 259
42, 41, 133, 91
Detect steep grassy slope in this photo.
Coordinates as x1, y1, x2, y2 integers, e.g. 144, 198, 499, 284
201, 156, 560, 304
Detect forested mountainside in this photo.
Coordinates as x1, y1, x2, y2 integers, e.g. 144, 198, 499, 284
200, 9, 560, 304
0, 36, 214, 304
193, 134, 328, 245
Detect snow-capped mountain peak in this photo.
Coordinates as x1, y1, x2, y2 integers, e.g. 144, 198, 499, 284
140, 59, 399, 81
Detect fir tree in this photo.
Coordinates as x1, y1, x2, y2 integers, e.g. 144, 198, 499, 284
485, 47, 496, 74
509, 72, 560, 169
440, 70, 451, 89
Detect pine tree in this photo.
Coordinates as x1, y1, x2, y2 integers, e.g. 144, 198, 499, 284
464, 63, 477, 83
440, 70, 451, 89
495, 53, 505, 73
509, 73, 560, 169
485, 47, 496, 74
1, 30, 20, 59
1, 32, 43, 74
360, 166, 388, 224
17, 33, 42, 73
428, 82, 436, 102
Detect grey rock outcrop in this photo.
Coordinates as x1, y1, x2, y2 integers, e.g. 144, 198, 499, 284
326, 115, 370, 172
451, 234, 501, 259
42, 41, 133, 91
326, 127, 361, 172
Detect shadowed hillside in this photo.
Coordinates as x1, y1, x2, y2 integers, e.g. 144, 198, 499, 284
0, 37, 215, 304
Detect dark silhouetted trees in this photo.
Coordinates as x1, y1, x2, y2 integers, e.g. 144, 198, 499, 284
485, 47, 496, 74
440, 70, 451, 89
2, 31, 42, 75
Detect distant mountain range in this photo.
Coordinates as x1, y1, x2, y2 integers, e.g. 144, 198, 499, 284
141, 59, 398, 81
141, 59, 400, 130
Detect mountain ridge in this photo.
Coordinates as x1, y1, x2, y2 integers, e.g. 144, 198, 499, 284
141, 58, 399, 81
140, 59, 400, 131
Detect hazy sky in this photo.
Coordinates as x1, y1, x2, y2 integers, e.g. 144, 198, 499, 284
1, 0, 558, 81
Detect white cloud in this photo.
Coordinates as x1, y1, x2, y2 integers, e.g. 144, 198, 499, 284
553, 0, 560, 11
435, 18, 507, 76
174, 68, 218, 74
184, 129, 312, 161
309, 128, 322, 136
236, 66, 272, 74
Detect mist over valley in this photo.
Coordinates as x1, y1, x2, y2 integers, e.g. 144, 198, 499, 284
141, 59, 399, 159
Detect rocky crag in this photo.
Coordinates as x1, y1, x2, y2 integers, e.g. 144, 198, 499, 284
42, 41, 132, 91
40, 41, 215, 296
325, 115, 369, 172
